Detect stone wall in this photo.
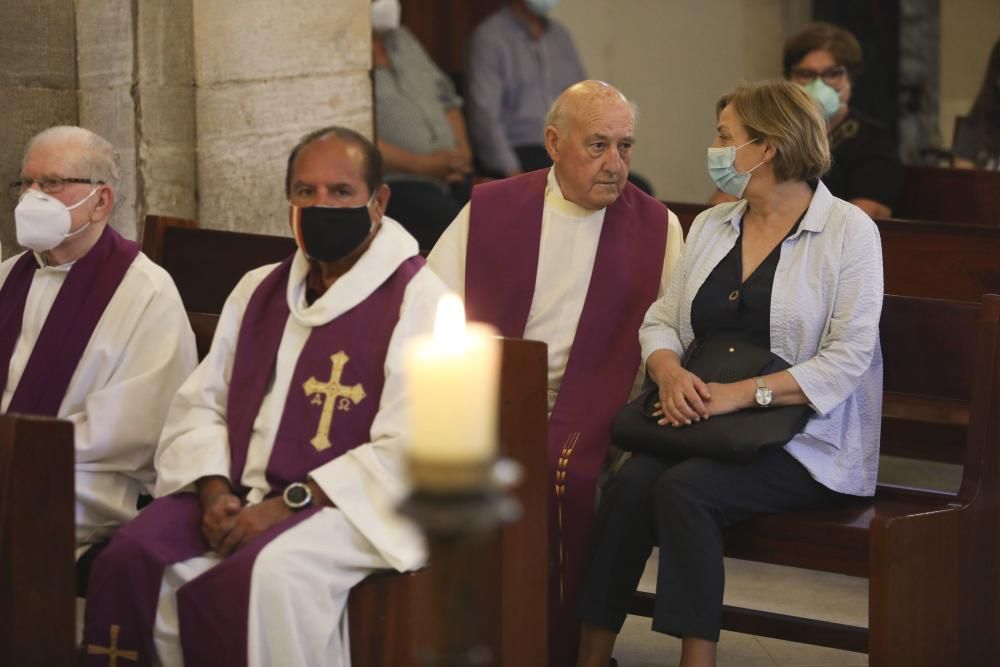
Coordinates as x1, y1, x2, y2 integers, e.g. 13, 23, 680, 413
0, 0, 79, 258
77, 0, 197, 240
2, 0, 372, 254
192, 0, 373, 236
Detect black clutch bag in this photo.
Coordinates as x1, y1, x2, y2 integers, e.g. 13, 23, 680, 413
611, 337, 813, 462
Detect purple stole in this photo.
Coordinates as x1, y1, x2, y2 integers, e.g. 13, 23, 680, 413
466, 169, 667, 667
83, 253, 423, 667
0, 225, 139, 416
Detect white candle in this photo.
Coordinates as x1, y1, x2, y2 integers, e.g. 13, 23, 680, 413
403, 294, 500, 465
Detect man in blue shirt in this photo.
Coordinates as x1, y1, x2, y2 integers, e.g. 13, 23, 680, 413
465, 0, 586, 178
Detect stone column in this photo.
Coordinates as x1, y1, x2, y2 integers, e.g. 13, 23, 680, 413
192, 0, 372, 236
0, 0, 79, 258
77, 0, 197, 240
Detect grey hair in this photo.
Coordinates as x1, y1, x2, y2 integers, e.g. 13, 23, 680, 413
544, 80, 640, 134
23, 126, 120, 186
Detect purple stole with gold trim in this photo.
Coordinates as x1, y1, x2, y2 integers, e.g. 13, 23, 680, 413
0, 225, 139, 416
466, 169, 667, 667
83, 253, 423, 667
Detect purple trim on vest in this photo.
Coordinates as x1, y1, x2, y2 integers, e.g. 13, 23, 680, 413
465, 169, 546, 335
83, 494, 207, 666
466, 171, 667, 666
227, 255, 296, 492
0, 226, 139, 416
265, 256, 423, 490
83, 253, 425, 665
178, 506, 322, 667
83, 495, 320, 667
227, 254, 424, 492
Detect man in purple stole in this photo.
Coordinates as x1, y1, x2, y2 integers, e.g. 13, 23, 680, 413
429, 81, 685, 666
83, 127, 451, 666
0, 126, 197, 560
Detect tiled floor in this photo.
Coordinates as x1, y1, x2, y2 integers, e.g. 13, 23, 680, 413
611, 456, 964, 666
614, 554, 869, 666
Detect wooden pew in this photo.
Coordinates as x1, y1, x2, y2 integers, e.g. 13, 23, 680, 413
896, 165, 1000, 225
143, 215, 296, 315
349, 337, 549, 665
0, 414, 75, 667
143, 215, 550, 664
630, 294, 1000, 665
877, 218, 1000, 302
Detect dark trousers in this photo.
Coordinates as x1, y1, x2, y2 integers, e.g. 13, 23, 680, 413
576, 448, 847, 641
513, 145, 656, 196
385, 179, 468, 252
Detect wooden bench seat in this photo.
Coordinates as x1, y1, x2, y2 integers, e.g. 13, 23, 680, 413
628, 293, 1000, 665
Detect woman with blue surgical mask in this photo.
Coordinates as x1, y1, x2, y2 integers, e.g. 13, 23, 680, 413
577, 79, 884, 667
783, 21, 902, 219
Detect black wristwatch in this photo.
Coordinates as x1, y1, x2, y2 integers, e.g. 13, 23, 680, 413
282, 482, 313, 511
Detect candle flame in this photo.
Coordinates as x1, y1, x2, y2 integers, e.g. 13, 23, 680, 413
433, 294, 467, 345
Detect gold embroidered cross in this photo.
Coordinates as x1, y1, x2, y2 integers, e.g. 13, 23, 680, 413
303, 351, 366, 452
87, 624, 138, 666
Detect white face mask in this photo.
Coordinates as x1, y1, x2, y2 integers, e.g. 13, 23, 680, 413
371, 0, 401, 33
15, 187, 99, 252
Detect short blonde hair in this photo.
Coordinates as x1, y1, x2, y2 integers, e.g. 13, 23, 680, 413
716, 80, 831, 183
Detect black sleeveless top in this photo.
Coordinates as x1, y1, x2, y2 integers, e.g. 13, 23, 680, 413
691, 214, 803, 349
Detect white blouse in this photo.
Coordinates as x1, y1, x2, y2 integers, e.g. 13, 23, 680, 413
640, 181, 884, 496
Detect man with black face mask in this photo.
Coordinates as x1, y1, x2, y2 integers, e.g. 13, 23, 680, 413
83, 127, 452, 667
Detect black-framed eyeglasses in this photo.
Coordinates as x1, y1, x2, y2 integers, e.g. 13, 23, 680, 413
789, 65, 848, 85
7, 176, 105, 197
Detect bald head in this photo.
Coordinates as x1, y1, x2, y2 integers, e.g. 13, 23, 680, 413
545, 80, 638, 135
543, 80, 638, 210
23, 126, 119, 187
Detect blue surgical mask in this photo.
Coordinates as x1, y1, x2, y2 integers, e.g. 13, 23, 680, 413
524, 0, 558, 16
707, 139, 765, 199
802, 79, 840, 121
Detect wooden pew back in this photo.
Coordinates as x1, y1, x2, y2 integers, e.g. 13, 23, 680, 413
877, 218, 1000, 301
0, 414, 75, 667
143, 215, 296, 314
662, 201, 1000, 303
896, 165, 1000, 224
879, 296, 979, 465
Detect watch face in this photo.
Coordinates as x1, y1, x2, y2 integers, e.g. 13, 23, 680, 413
286, 485, 308, 504
755, 388, 773, 407
284, 483, 311, 509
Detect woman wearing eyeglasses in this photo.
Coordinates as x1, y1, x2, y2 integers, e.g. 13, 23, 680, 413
781, 22, 902, 219
710, 23, 902, 220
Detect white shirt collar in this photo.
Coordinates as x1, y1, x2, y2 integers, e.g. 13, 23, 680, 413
545, 167, 606, 219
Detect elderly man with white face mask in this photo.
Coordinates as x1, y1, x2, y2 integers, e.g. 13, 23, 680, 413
0, 126, 197, 562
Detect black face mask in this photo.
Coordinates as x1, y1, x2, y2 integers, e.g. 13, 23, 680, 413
293, 199, 374, 262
